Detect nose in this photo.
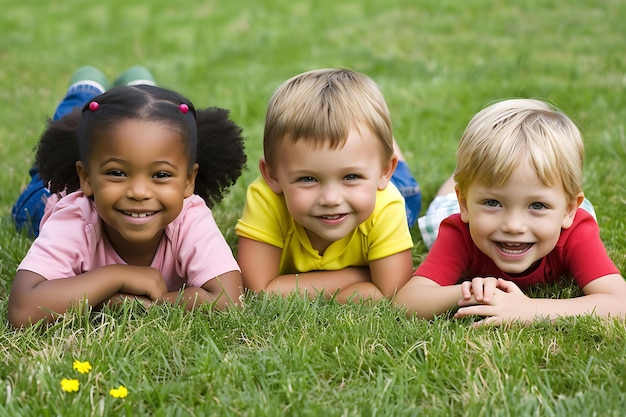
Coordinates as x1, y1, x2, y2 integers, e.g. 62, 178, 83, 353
126, 177, 152, 201
318, 183, 342, 206
501, 210, 527, 234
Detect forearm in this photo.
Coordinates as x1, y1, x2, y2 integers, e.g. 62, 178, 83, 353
335, 282, 384, 303
527, 294, 626, 322
161, 286, 240, 311
393, 277, 462, 319
264, 267, 371, 298
9, 267, 131, 327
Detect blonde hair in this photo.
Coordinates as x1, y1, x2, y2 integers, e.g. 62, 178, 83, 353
454, 98, 584, 202
263, 68, 394, 168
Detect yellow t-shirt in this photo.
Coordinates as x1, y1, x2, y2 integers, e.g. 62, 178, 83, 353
235, 177, 413, 275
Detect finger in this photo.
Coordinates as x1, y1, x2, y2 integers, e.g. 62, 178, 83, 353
482, 279, 498, 302
471, 315, 501, 328
460, 281, 473, 299
454, 304, 490, 318
497, 278, 517, 293
471, 279, 485, 301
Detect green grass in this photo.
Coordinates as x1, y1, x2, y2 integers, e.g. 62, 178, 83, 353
1, 0, 626, 415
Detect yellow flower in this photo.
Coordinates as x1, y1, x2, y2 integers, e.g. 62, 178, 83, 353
61, 378, 80, 392
109, 385, 128, 398
72, 360, 92, 374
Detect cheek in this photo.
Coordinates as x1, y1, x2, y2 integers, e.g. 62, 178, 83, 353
467, 213, 493, 236
282, 188, 313, 213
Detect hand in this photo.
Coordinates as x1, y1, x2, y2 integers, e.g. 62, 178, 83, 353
104, 293, 154, 309
460, 277, 500, 303
117, 266, 168, 302
455, 278, 535, 327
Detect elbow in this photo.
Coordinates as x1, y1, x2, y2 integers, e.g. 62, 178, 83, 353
7, 294, 50, 328
7, 303, 38, 329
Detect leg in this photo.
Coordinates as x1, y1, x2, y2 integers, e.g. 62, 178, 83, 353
390, 138, 421, 229
12, 67, 109, 237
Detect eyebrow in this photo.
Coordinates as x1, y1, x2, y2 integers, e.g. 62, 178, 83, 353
99, 157, 179, 169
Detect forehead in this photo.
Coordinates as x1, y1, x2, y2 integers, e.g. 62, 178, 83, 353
93, 119, 184, 146
280, 124, 381, 153
275, 126, 386, 171
470, 162, 568, 197
90, 119, 188, 161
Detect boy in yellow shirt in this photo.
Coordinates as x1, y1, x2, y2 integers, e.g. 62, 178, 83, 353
236, 68, 418, 302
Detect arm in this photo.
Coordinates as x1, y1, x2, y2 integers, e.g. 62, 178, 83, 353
160, 270, 243, 310
455, 273, 626, 326
336, 249, 414, 303
8, 265, 168, 328
393, 275, 465, 319
238, 237, 370, 298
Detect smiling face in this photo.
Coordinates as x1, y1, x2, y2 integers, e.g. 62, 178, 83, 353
76, 119, 197, 260
457, 162, 581, 274
260, 126, 396, 254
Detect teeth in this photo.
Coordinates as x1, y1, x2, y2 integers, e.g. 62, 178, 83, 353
501, 247, 525, 254
322, 215, 341, 220
124, 212, 154, 218
499, 242, 530, 254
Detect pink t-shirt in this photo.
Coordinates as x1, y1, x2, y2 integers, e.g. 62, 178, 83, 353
18, 191, 240, 292
415, 209, 619, 289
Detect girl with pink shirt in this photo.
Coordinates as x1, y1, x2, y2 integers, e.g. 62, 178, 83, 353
8, 80, 246, 328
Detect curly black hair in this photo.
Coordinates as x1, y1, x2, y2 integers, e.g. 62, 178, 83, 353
35, 85, 246, 208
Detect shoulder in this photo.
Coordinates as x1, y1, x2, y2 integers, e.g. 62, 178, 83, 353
558, 208, 601, 244
430, 213, 475, 253
439, 213, 470, 237
167, 194, 216, 234
241, 176, 290, 219
375, 182, 405, 206
246, 177, 282, 201
366, 183, 406, 224
41, 190, 99, 230
236, 177, 293, 245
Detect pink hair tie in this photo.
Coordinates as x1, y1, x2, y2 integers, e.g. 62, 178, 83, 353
179, 103, 189, 114
88, 101, 100, 111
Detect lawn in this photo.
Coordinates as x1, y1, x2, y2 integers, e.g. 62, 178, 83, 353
1, 0, 625, 415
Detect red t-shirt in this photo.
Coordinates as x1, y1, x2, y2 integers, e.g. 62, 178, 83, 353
415, 209, 620, 289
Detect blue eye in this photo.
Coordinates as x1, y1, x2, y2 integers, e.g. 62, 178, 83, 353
484, 199, 501, 207
299, 176, 317, 183
344, 174, 360, 181
530, 202, 547, 210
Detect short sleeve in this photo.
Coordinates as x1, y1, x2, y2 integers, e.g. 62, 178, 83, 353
169, 197, 240, 289
414, 215, 473, 286
365, 185, 413, 261
561, 212, 620, 288
235, 177, 291, 249
18, 194, 97, 279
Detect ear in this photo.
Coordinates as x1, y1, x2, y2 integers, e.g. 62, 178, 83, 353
561, 192, 584, 229
76, 161, 94, 197
377, 154, 398, 190
455, 184, 470, 224
184, 163, 199, 198
259, 158, 283, 194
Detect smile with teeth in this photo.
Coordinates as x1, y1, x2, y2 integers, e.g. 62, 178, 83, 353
320, 214, 343, 220
496, 241, 533, 255
122, 211, 156, 218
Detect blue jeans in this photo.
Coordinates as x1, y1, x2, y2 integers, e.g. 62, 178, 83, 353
12, 83, 102, 237
390, 160, 421, 229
